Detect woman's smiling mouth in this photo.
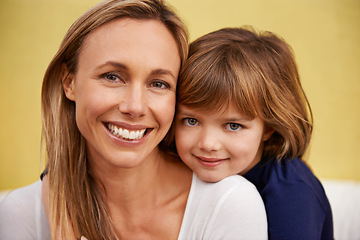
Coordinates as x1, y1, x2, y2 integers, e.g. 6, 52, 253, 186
106, 123, 147, 140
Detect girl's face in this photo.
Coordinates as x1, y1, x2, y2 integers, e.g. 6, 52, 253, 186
63, 18, 180, 170
175, 102, 273, 182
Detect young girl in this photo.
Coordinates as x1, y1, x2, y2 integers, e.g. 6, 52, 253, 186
174, 27, 333, 239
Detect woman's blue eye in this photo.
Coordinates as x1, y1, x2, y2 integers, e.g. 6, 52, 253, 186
105, 73, 119, 81
151, 81, 169, 89
226, 123, 241, 131
184, 118, 198, 126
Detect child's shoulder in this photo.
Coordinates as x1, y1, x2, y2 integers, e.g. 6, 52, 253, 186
250, 157, 315, 183
254, 158, 329, 205
273, 158, 320, 185
246, 158, 327, 196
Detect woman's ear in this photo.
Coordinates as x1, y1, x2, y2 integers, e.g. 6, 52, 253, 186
262, 126, 275, 141
61, 63, 76, 101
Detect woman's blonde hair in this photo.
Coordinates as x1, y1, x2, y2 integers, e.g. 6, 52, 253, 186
41, 0, 188, 239
178, 27, 313, 162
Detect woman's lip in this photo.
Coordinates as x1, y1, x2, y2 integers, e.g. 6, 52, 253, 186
195, 155, 228, 167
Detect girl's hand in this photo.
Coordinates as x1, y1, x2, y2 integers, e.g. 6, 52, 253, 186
81, 237, 88, 240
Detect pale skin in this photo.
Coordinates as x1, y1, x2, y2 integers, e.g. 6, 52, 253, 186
175, 102, 274, 183
42, 18, 192, 239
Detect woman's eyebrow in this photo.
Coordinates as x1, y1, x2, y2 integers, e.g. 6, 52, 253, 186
95, 61, 128, 71
150, 69, 177, 80
95, 61, 176, 79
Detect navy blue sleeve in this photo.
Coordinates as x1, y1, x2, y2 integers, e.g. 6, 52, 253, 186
264, 180, 327, 240
244, 158, 333, 239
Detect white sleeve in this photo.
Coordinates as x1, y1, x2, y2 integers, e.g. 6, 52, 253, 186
0, 181, 50, 240
208, 178, 268, 240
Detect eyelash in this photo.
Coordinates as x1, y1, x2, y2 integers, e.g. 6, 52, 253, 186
225, 123, 243, 131
150, 80, 170, 89
183, 118, 198, 126
100, 73, 170, 90
182, 118, 243, 131
100, 72, 124, 83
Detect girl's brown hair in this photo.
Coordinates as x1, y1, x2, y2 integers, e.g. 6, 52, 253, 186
41, 0, 188, 239
178, 26, 313, 162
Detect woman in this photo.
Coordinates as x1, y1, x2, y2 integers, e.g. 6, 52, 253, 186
0, 1, 267, 239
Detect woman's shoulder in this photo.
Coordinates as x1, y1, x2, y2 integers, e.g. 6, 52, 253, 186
193, 173, 259, 196
178, 174, 267, 239
194, 174, 265, 216
188, 174, 264, 212
0, 180, 50, 240
0, 180, 41, 210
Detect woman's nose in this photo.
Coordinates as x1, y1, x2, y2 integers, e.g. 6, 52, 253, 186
198, 128, 222, 152
118, 84, 146, 118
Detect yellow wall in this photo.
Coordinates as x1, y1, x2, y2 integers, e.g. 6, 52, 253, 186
0, 0, 359, 190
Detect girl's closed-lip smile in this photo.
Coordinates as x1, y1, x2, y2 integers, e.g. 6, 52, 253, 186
195, 155, 228, 167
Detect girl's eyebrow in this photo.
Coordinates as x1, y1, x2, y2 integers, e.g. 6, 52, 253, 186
176, 110, 193, 116
224, 117, 245, 122
176, 107, 197, 116
224, 118, 252, 124
177, 106, 249, 120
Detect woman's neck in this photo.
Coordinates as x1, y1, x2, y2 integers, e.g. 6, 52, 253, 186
89, 148, 164, 201
90, 150, 192, 239
89, 148, 191, 206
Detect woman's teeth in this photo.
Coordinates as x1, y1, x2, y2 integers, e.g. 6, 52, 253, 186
107, 123, 146, 140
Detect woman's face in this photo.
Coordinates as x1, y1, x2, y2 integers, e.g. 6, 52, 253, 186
63, 18, 180, 169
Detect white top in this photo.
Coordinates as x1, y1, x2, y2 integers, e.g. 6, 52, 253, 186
178, 173, 267, 239
0, 180, 50, 240
0, 173, 267, 239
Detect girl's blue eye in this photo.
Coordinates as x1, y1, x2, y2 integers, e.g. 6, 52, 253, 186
184, 118, 198, 126
226, 123, 242, 131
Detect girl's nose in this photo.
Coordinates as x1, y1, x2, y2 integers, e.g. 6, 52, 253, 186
198, 129, 222, 152
118, 84, 146, 118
